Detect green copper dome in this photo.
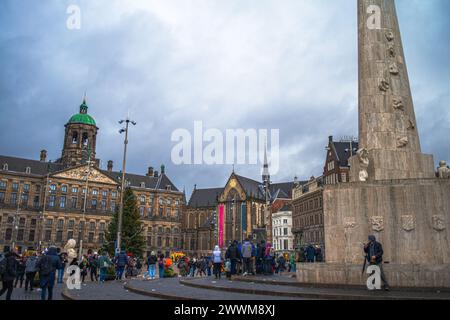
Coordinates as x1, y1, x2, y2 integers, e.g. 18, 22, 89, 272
67, 98, 96, 126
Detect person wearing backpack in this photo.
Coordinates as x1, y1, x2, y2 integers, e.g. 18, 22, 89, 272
36, 246, 62, 300
241, 239, 253, 276
24, 252, 38, 292
0, 249, 18, 300
97, 251, 111, 283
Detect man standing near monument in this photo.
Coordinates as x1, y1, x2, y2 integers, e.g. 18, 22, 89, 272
364, 235, 390, 291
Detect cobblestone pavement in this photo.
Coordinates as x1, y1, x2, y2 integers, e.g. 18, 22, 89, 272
3, 283, 64, 301
62, 280, 161, 300
125, 277, 303, 300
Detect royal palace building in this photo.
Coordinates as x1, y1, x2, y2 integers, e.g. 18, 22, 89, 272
0, 98, 185, 257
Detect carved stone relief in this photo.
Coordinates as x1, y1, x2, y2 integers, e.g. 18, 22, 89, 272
370, 216, 384, 232
401, 215, 415, 232
397, 136, 409, 148
385, 31, 395, 42
432, 215, 446, 231
389, 63, 399, 75
393, 98, 404, 111
344, 217, 356, 229
379, 79, 390, 92
407, 119, 416, 131
387, 44, 396, 58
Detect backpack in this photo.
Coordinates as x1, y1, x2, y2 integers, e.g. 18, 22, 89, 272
39, 256, 53, 276
242, 243, 252, 258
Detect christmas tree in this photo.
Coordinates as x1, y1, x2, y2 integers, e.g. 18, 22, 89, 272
103, 188, 146, 257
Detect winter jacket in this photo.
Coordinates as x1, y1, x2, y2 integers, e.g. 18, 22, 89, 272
25, 256, 38, 273
36, 247, 62, 279
147, 255, 157, 265
306, 245, 316, 261
115, 252, 129, 267
225, 244, 239, 261
364, 241, 384, 264
98, 255, 111, 269
212, 250, 222, 264
16, 259, 26, 275
1, 253, 18, 281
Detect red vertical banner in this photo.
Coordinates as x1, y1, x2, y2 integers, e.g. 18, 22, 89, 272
219, 204, 225, 248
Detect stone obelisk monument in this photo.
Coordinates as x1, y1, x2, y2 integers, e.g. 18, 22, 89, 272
353, 0, 435, 181
297, 0, 450, 288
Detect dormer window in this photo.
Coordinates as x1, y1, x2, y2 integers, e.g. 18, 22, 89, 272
2, 163, 8, 171
25, 167, 31, 174
140, 182, 146, 188
166, 185, 171, 191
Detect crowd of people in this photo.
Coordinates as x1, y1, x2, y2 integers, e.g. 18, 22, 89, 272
1, 235, 389, 300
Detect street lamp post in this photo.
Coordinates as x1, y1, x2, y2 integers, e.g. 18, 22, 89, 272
116, 118, 136, 254
11, 182, 23, 252
79, 147, 94, 260
38, 171, 50, 252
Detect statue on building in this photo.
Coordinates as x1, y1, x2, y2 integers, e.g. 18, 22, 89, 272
357, 148, 370, 182
438, 161, 450, 179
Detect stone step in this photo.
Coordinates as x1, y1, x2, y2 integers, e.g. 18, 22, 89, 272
180, 277, 450, 300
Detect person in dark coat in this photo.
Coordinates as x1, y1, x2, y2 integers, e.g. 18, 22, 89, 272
24, 253, 38, 291
115, 250, 129, 280
364, 235, 390, 291
14, 256, 26, 288
0, 249, 18, 300
36, 246, 62, 300
306, 244, 316, 263
225, 241, 240, 275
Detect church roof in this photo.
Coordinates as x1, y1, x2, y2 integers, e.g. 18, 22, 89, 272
188, 187, 223, 208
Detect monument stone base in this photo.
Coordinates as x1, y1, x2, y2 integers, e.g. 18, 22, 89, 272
299, 178, 450, 288
296, 263, 450, 288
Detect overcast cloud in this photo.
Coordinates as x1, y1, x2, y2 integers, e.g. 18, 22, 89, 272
1, 0, 449, 197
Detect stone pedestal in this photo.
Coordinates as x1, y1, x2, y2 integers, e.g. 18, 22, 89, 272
296, 263, 450, 288
296, 179, 450, 288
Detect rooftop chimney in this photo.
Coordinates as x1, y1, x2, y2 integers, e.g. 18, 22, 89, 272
147, 167, 154, 177
107, 160, 113, 172
328, 136, 333, 143
161, 164, 165, 175
154, 171, 159, 178
40, 150, 47, 162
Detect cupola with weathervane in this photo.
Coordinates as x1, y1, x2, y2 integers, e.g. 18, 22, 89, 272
61, 94, 99, 168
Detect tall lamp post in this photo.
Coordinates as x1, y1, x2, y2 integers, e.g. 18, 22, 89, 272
116, 118, 136, 254
79, 146, 94, 260
11, 182, 23, 252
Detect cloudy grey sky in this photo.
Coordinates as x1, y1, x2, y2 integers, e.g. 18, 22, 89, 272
1, 0, 449, 197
